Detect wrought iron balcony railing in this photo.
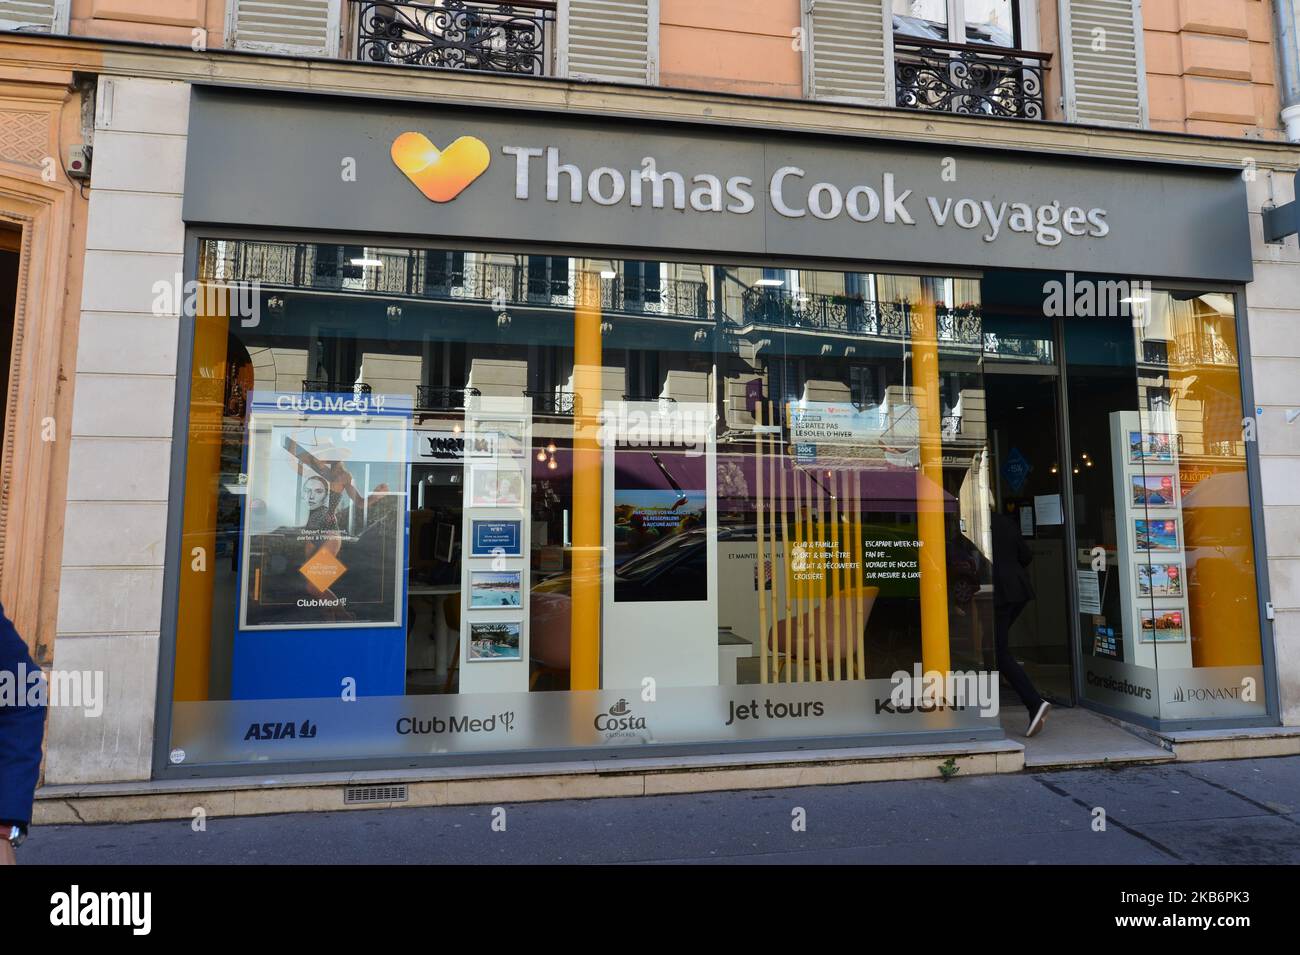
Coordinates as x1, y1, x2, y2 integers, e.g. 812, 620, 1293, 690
894, 37, 1048, 120
352, 1, 556, 75
525, 389, 580, 416
738, 287, 983, 348
303, 380, 373, 395
416, 385, 481, 409
219, 241, 712, 322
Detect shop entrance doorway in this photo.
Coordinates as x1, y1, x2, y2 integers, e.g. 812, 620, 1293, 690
983, 368, 1074, 706
0, 225, 18, 452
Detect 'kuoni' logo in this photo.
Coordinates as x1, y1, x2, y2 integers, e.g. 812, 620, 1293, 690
594, 698, 647, 735
391, 132, 490, 202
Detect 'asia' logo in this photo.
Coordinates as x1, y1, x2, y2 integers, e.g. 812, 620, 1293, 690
594, 699, 647, 734
391, 132, 490, 202
244, 720, 318, 741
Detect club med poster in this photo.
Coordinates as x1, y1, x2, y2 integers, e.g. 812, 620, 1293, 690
239, 395, 409, 630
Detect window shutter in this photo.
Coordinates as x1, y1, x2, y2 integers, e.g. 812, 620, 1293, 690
228, 0, 341, 57
1059, 0, 1146, 127
0, 0, 67, 32
802, 0, 891, 105
560, 0, 658, 84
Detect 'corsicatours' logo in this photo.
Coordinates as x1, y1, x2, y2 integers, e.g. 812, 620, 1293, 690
391, 132, 490, 202
244, 719, 317, 741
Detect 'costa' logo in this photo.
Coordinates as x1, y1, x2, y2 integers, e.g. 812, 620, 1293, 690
594, 699, 646, 733
244, 720, 317, 741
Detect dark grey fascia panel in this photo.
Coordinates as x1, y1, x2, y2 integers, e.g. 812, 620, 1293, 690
182, 86, 1254, 283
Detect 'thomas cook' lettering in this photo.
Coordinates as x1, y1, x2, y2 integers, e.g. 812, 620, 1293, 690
499, 145, 1108, 248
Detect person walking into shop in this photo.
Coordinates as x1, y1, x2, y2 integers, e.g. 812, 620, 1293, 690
991, 509, 1051, 737
0, 602, 47, 864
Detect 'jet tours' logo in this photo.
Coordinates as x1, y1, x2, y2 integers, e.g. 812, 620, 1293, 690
391, 131, 490, 202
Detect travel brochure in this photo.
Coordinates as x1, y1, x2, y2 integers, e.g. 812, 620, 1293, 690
1129, 431, 1175, 464
1137, 562, 1183, 598
469, 416, 526, 459
1131, 474, 1177, 508
1134, 517, 1179, 552
470, 466, 524, 507
469, 570, 522, 608
468, 621, 522, 661
1139, 608, 1186, 644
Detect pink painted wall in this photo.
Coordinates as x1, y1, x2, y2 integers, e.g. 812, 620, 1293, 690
659, 0, 803, 99
1144, 0, 1283, 138
69, 0, 227, 48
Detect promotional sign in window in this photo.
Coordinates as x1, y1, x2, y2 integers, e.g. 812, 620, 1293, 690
470, 519, 522, 557
240, 426, 405, 629
232, 392, 411, 699
612, 447, 709, 602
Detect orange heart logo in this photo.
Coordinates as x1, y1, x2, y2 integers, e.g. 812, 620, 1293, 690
391, 132, 490, 203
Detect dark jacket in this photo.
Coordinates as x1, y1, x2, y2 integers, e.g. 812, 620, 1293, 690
0, 602, 46, 828
991, 512, 1035, 607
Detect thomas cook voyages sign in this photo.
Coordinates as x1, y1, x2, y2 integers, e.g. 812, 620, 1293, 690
184, 86, 1252, 282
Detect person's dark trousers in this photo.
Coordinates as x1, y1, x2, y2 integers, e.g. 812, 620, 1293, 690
994, 599, 1044, 715
0, 602, 47, 830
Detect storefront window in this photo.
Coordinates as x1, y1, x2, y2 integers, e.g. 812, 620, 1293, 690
166, 244, 1268, 770
1067, 286, 1265, 720
166, 238, 1006, 769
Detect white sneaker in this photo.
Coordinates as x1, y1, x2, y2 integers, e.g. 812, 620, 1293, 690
1025, 700, 1052, 738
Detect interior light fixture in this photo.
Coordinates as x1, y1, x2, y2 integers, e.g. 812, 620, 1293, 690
350, 257, 383, 268
600, 270, 618, 279
755, 278, 784, 287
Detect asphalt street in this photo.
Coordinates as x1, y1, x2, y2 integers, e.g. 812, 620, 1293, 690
22, 755, 1300, 865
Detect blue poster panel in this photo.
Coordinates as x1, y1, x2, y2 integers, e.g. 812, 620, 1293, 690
232, 392, 411, 700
